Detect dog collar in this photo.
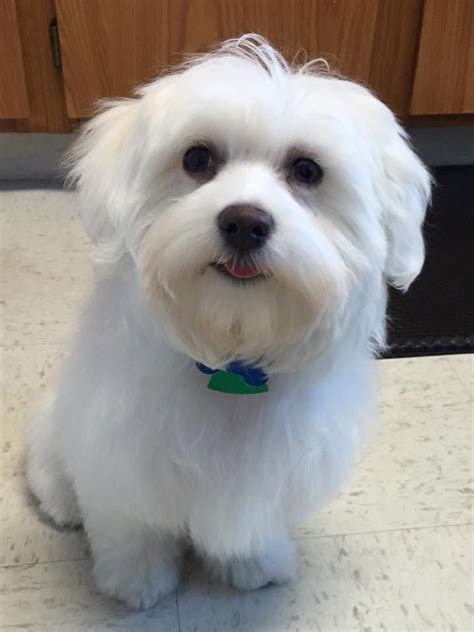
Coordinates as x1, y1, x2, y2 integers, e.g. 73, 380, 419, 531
196, 361, 269, 394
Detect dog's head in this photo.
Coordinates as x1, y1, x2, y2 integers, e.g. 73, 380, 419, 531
69, 35, 431, 371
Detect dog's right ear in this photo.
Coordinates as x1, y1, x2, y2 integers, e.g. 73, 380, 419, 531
66, 99, 138, 263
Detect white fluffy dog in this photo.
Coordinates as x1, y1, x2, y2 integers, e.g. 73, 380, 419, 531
26, 35, 431, 609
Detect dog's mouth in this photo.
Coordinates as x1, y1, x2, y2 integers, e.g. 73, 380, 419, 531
211, 259, 266, 282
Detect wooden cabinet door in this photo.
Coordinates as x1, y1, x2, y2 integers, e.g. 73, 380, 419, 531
411, 0, 474, 114
0, 0, 29, 118
56, 0, 379, 118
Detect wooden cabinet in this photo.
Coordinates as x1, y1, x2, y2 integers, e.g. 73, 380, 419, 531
0, 0, 70, 131
0, 0, 29, 118
56, 0, 380, 119
369, 0, 424, 117
0, 0, 472, 131
411, 0, 474, 115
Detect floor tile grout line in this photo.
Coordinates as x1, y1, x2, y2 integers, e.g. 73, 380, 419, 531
2, 522, 472, 570
446, 355, 472, 392
175, 590, 182, 632
446, 356, 473, 401
0, 340, 68, 350
292, 521, 473, 542
1, 555, 89, 570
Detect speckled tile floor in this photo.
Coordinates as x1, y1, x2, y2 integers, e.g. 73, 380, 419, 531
0, 189, 473, 632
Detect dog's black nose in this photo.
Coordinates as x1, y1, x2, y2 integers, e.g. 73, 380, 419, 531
217, 205, 273, 252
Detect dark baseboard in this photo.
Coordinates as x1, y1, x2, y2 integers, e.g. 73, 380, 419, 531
382, 335, 473, 359
385, 165, 473, 358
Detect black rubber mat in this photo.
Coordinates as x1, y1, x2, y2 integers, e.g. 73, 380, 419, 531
385, 165, 474, 358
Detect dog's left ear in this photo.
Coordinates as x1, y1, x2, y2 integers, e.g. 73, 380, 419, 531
377, 122, 432, 291
347, 83, 432, 290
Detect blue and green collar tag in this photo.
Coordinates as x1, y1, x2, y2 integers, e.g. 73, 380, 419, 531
196, 361, 269, 394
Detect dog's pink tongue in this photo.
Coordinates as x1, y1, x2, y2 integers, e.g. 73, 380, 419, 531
224, 260, 260, 279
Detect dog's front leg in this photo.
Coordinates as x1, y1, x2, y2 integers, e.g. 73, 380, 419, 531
85, 510, 184, 610
203, 532, 296, 590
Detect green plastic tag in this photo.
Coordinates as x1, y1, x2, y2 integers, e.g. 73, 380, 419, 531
207, 370, 269, 394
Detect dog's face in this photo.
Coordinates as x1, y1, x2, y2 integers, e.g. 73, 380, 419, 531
70, 37, 431, 371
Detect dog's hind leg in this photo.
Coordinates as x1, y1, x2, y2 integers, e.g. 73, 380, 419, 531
25, 395, 82, 528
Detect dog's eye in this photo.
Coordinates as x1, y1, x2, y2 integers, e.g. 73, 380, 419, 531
183, 146, 214, 174
290, 158, 323, 185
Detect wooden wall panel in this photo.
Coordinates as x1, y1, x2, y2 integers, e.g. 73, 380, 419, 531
14, 0, 71, 131
369, 0, 424, 116
411, 0, 474, 115
0, 0, 29, 118
56, 0, 378, 118
0, 0, 71, 132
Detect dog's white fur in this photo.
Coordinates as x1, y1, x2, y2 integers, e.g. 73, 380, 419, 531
26, 36, 431, 609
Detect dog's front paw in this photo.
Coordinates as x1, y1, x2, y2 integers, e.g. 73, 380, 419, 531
91, 530, 182, 610
97, 559, 179, 610
205, 533, 296, 591
94, 551, 180, 610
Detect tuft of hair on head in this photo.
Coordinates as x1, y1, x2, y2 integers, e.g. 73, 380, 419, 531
138, 33, 334, 98
298, 56, 332, 76
175, 33, 325, 82
216, 33, 290, 77
196, 33, 334, 80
